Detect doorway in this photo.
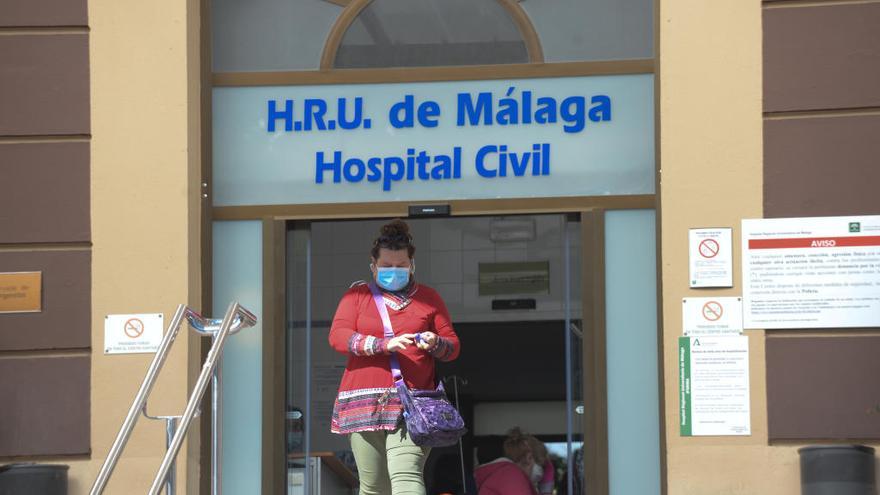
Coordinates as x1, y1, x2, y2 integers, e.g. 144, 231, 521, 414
284, 213, 585, 494
212, 208, 660, 495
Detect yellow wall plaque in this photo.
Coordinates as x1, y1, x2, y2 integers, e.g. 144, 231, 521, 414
0, 272, 42, 313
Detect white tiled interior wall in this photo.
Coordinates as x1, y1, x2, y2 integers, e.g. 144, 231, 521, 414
296, 214, 583, 324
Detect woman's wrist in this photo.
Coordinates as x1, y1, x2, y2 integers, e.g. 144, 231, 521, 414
428, 336, 453, 360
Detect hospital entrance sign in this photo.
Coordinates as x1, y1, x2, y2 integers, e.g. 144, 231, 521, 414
212, 74, 654, 206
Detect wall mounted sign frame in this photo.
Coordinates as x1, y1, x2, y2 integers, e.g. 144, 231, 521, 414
0, 271, 42, 313
742, 215, 880, 329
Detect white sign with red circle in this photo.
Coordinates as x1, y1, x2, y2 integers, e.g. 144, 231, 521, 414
682, 297, 743, 336
689, 228, 733, 288
104, 313, 164, 354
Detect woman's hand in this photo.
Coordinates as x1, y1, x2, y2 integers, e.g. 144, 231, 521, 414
416, 331, 438, 351
386, 333, 417, 353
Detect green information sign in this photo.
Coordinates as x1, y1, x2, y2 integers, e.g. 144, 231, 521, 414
679, 337, 692, 436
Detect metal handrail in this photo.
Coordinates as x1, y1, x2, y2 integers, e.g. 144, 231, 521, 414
89, 302, 257, 495
184, 306, 256, 495
141, 405, 181, 495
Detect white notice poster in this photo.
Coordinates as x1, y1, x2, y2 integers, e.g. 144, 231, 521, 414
742, 215, 880, 329
104, 313, 164, 354
689, 228, 734, 288
679, 336, 750, 436
682, 297, 743, 336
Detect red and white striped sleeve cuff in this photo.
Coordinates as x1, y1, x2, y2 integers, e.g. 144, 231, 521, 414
348, 333, 390, 356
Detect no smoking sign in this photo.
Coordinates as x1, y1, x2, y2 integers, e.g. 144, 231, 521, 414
104, 313, 164, 354
124, 318, 145, 338
689, 228, 733, 288
701, 301, 724, 321
683, 297, 742, 336
698, 239, 720, 259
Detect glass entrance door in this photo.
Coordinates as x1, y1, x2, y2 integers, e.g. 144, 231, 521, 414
212, 209, 660, 494
284, 214, 585, 494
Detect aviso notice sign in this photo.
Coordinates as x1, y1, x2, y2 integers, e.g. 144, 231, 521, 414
741, 215, 880, 329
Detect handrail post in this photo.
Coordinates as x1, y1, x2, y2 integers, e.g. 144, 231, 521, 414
89, 304, 189, 495
164, 417, 178, 495
147, 302, 243, 495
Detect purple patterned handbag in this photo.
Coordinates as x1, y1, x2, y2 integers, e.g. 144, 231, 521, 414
369, 283, 467, 447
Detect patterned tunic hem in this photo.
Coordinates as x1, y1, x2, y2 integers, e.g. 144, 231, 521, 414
330, 423, 402, 435
331, 387, 403, 434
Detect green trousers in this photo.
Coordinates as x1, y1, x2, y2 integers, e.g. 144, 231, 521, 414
350, 428, 431, 495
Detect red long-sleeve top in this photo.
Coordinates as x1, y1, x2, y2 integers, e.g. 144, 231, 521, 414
328, 283, 460, 434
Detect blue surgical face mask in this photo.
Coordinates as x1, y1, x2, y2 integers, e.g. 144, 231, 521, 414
375, 267, 410, 291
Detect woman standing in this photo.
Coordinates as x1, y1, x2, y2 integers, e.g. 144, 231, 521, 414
329, 219, 460, 494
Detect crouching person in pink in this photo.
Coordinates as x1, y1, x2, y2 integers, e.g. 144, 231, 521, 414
527, 436, 556, 495
474, 428, 539, 495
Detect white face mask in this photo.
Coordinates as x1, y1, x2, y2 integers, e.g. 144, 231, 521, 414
530, 462, 543, 484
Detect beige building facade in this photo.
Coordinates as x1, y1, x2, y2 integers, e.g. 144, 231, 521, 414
1, 0, 878, 493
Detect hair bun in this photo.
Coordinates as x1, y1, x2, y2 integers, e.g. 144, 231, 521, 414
502, 427, 532, 463
507, 427, 525, 440
371, 219, 416, 258
381, 219, 411, 240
